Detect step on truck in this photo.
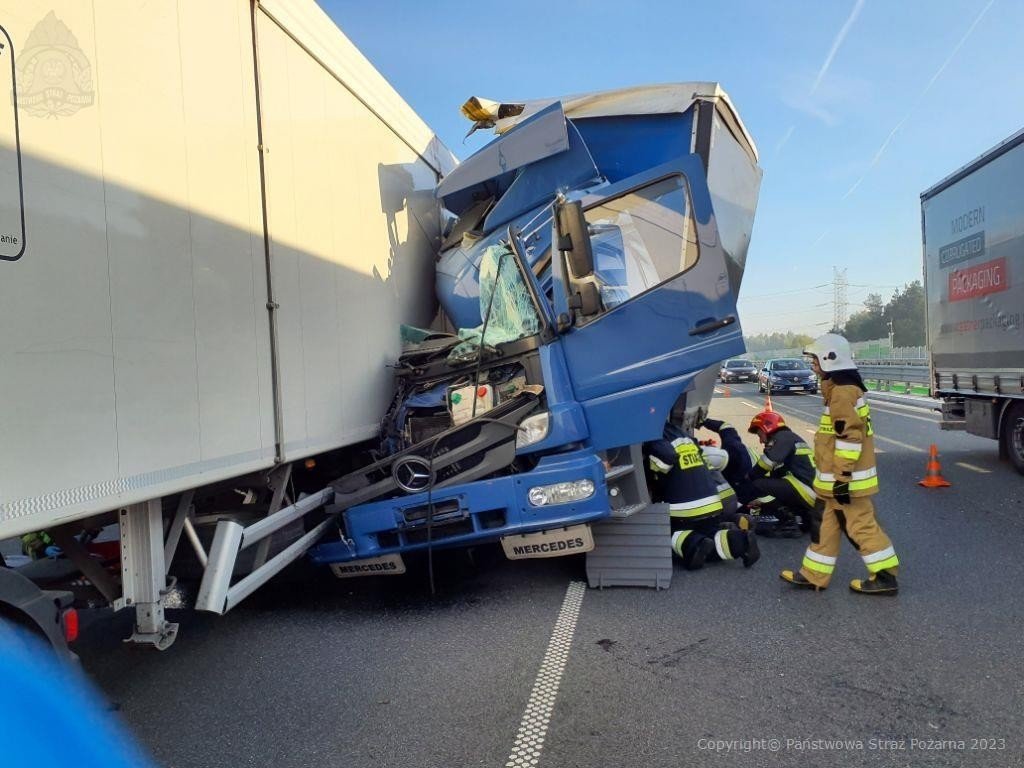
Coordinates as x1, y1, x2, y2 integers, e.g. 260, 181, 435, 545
922, 128, 1024, 473
0, 0, 455, 651
309, 86, 763, 576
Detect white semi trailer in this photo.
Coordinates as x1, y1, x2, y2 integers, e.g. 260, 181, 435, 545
0, 0, 454, 651
922, 128, 1024, 474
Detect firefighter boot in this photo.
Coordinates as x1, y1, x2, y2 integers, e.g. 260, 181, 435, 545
684, 538, 715, 571
779, 569, 823, 591
742, 531, 760, 568
850, 569, 898, 595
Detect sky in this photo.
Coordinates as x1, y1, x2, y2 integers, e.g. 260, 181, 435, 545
319, 0, 1024, 336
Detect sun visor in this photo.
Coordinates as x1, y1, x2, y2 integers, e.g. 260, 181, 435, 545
436, 101, 570, 214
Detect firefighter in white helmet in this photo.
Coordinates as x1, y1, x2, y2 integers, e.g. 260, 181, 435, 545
780, 333, 900, 595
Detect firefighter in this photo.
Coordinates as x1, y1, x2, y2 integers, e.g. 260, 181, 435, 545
780, 333, 900, 595
645, 424, 759, 570
742, 411, 818, 537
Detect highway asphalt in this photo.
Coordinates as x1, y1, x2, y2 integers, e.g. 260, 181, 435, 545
78, 382, 1024, 767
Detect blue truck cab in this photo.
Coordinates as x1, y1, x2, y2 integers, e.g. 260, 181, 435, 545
309, 84, 762, 570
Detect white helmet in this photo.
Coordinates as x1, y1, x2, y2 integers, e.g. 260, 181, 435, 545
803, 332, 856, 373
702, 446, 729, 472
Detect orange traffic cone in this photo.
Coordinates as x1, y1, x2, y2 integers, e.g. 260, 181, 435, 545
722, 385, 731, 397
764, 394, 774, 412
918, 444, 951, 488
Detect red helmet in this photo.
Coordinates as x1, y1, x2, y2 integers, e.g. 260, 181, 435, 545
748, 411, 786, 436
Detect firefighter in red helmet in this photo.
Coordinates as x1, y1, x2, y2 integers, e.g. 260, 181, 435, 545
741, 410, 818, 537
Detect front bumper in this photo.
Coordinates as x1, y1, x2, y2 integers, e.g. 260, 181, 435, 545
308, 450, 609, 565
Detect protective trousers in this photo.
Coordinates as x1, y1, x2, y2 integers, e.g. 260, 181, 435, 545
799, 496, 899, 588
738, 476, 815, 518
670, 517, 749, 567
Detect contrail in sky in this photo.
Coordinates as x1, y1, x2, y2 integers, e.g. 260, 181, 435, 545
843, 0, 996, 198
811, 0, 865, 94
777, 0, 865, 156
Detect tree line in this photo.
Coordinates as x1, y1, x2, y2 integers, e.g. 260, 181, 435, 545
744, 281, 926, 351
840, 281, 925, 346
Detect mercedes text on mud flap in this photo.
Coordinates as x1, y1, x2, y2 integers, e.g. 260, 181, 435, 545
310, 87, 762, 571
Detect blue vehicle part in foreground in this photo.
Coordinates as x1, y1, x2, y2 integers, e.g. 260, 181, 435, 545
308, 450, 607, 564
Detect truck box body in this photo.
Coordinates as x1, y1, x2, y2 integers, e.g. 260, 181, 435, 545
0, 0, 455, 540
922, 129, 1024, 398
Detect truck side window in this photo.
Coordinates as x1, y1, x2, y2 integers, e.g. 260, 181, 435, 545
583, 175, 698, 312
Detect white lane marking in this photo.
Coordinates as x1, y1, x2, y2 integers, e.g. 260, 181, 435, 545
805, 429, 816, 436
866, 397, 940, 416
874, 434, 926, 453
955, 461, 991, 474
869, 405, 938, 424
505, 581, 586, 768
741, 401, 758, 409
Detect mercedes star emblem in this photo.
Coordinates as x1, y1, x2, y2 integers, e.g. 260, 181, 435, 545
392, 455, 434, 493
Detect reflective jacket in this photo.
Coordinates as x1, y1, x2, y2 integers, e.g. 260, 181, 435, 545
645, 436, 723, 521
749, 427, 817, 506
813, 374, 878, 499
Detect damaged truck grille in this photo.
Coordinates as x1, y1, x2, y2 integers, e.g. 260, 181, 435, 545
331, 391, 540, 512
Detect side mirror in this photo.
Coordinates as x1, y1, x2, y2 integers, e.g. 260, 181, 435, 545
555, 199, 594, 278
568, 280, 601, 317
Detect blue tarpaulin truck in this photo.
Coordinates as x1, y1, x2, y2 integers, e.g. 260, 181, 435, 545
309, 85, 762, 574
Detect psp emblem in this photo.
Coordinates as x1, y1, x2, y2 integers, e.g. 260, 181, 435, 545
392, 455, 433, 493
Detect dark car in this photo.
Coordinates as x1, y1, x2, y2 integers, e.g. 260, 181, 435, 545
719, 359, 758, 383
758, 358, 818, 394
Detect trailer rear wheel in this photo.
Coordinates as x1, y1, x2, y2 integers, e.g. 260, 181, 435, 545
1002, 401, 1024, 476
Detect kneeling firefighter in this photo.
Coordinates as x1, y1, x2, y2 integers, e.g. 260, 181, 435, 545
742, 411, 818, 537
780, 333, 900, 595
701, 445, 747, 529
645, 424, 759, 570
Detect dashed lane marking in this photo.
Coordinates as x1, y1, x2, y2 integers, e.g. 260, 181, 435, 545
868, 405, 938, 424
741, 401, 758, 409
955, 461, 992, 474
505, 581, 586, 768
873, 434, 926, 453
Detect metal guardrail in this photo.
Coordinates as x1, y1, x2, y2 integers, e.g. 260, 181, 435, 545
858, 362, 930, 387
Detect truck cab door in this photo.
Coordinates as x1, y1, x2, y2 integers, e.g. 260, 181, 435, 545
551, 156, 743, 449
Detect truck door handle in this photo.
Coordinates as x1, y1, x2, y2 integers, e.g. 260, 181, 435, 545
689, 315, 736, 336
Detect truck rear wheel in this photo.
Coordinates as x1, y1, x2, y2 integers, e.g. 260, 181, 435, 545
1001, 401, 1024, 475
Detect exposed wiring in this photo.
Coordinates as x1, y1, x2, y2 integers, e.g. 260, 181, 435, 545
423, 416, 524, 596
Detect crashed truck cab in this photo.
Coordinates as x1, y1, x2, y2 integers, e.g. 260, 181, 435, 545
310, 84, 762, 571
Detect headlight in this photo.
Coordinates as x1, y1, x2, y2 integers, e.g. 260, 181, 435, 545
516, 411, 550, 449
528, 479, 596, 506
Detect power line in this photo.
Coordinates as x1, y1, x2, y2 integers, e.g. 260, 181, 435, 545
740, 283, 830, 300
